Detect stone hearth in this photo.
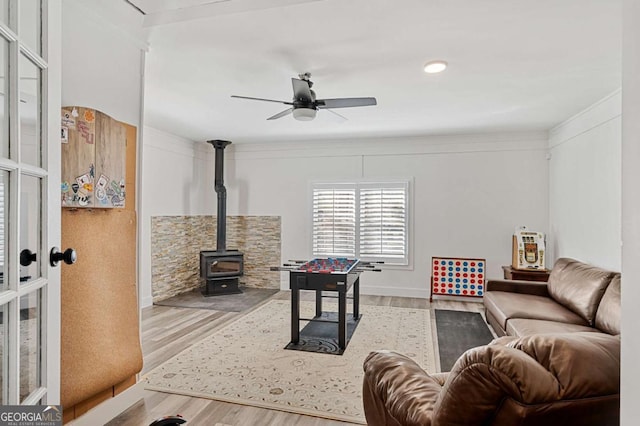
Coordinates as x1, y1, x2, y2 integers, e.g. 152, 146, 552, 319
151, 215, 281, 303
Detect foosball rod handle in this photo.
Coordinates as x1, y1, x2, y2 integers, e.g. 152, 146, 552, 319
357, 265, 382, 270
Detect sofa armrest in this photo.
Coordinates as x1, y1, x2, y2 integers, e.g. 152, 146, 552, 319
486, 279, 550, 297
363, 350, 444, 426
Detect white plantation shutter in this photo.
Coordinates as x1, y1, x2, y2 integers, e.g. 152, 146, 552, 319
312, 185, 356, 256
312, 181, 409, 264
359, 183, 408, 262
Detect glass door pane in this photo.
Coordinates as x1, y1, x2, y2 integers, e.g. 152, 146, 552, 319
19, 54, 41, 167
0, 1, 8, 27
0, 302, 6, 404
19, 290, 41, 402
19, 0, 42, 55
0, 170, 7, 291
20, 174, 41, 284
0, 36, 8, 158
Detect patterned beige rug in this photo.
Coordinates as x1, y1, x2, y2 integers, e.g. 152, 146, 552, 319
143, 300, 435, 424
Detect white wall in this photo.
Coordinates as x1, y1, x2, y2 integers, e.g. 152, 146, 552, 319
621, 0, 640, 423
61, 0, 146, 126
548, 91, 622, 271
224, 132, 549, 298
138, 127, 215, 307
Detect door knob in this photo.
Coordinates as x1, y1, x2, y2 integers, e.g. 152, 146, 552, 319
50, 247, 77, 267
20, 249, 37, 266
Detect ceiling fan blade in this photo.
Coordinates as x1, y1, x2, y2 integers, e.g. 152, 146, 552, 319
316, 97, 377, 109
291, 78, 313, 103
324, 108, 348, 121
231, 95, 293, 105
267, 108, 293, 120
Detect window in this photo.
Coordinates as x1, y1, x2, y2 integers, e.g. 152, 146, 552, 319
312, 181, 409, 264
312, 184, 356, 256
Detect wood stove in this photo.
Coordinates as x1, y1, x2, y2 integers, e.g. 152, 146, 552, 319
200, 140, 243, 296
200, 250, 243, 295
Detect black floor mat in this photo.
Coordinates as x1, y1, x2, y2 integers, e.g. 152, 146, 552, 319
435, 309, 495, 371
285, 311, 362, 355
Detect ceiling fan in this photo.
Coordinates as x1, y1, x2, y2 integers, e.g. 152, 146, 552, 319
231, 73, 377, 121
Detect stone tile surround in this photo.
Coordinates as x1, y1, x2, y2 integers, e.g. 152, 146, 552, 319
151, 215, 281, 303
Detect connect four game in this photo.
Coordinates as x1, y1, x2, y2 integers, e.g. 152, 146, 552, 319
431, 257, 486, 300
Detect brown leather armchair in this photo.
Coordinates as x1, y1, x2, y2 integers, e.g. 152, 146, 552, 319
363, 332, 620, 426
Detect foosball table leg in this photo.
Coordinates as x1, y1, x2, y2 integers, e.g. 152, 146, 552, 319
291, 277, 302, 344
338, 290, 347, 350
353, 276, 360, 319
315, 289, 322, 317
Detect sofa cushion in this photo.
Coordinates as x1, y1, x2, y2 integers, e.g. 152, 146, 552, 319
595, 274, 621, 335
506, 318, 599, 337
484, 291, 588, 331
547, 258, 615, 326
503, 332, 621, 399
432, 332, 620, 425
363, 350, 444, 426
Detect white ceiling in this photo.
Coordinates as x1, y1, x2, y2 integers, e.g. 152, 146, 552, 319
133, 0, 622, 144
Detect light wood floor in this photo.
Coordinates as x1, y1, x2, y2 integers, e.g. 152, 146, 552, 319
107, 292, 486, 426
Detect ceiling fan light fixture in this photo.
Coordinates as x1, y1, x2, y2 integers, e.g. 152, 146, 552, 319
232, 73, 376, 120
424, 60, 448, 74
293, 108, 317, 121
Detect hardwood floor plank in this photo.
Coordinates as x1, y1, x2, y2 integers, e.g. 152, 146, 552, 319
140, 307, 243, 374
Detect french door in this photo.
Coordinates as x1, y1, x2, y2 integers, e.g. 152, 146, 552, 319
0, 0, 61, 405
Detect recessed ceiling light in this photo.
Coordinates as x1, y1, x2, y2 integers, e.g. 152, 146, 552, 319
424, 60, 448, 74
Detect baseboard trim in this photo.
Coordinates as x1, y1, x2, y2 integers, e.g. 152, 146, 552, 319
431, 294, 484, 303
140, 295, 153, 308
68, 381, 145, 426
360, 286, 430, 299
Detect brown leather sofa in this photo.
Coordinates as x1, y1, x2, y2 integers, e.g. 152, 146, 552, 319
362, 332, 620, 426
484, 257, 620, 337
362, 258, 621, 425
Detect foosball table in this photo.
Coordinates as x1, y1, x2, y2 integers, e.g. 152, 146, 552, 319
271, 258, 381, 352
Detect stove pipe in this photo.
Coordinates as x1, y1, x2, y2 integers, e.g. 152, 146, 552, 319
206, 139, 232, 252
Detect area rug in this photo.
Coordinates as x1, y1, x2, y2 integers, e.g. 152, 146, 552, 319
435, 309, 495, 372
154, 287, 279, 312
144, 300, 435, 424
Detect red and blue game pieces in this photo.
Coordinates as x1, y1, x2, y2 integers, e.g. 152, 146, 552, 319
431, 257, 485, 298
